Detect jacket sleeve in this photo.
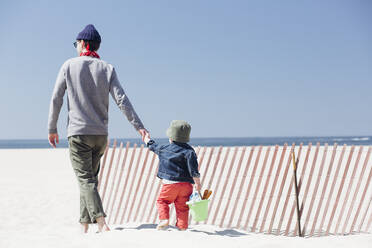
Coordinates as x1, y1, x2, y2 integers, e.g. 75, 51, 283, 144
146, 140, 162, 155
109, 68, 145, 131
48, 63, 67, 134
186, 150, 200, 178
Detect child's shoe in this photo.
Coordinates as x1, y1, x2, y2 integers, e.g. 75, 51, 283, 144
157, 219, 169, 230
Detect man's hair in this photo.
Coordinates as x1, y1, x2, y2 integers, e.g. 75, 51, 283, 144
79, 40, 100, 51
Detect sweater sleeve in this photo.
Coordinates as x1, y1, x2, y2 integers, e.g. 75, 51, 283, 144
109, 68, 144, 131
48, 64, 67, 134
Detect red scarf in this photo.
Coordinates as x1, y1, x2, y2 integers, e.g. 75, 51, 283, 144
79, 43, 100, 59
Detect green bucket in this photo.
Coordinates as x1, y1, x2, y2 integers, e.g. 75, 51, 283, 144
187, 199, 210, 222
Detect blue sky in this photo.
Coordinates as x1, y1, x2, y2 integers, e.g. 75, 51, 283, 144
0, 0, 371, 139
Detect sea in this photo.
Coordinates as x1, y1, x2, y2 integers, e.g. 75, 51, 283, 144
0, 136, 371, 149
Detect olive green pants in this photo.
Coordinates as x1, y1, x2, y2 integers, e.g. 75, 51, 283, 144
68, 135, 107, 223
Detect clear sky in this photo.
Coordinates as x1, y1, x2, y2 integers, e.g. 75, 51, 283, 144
0, 0, 371, 139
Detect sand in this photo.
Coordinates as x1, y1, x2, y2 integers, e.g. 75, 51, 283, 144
0, 148, 371, 248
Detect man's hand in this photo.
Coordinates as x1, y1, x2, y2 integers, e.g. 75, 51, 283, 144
138, 128, 149, 142
48, 133, 59, 148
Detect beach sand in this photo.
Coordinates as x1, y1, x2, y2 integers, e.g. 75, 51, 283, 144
0, 148, 371, 248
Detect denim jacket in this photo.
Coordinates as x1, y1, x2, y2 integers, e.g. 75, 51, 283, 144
147, 140, 200, 184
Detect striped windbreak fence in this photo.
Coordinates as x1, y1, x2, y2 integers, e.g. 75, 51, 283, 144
97, 140, 372, 237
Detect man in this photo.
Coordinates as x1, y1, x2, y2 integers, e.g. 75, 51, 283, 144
47, 24, 148, 233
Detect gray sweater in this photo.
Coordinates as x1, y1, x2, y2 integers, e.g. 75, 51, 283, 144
48, 56, 144, 137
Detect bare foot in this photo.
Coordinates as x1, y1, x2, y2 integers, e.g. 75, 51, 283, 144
81, 223, 89, 233
96, 216, 110, 232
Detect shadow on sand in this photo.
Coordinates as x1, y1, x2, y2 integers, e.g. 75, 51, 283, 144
114, 224, 248, 237
189, 228, 248, 237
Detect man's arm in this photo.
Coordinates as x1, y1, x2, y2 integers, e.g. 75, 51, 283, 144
47, 64, 67, 148
109, 68, 147, 139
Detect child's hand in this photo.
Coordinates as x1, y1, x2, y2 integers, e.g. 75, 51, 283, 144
193, 177, 202, 192
138, 128, 149, 142
144, 132, 151, 144
194, 182, 201, 192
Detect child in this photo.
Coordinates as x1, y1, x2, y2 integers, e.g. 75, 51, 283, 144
144, 120, 201, 231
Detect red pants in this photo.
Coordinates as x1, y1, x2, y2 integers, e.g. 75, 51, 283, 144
156, 182, 193, 229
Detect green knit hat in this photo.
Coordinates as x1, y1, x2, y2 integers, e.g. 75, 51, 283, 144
166, 120, 191, 143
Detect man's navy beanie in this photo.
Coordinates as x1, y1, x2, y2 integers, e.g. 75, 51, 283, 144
76, 24, 101, 42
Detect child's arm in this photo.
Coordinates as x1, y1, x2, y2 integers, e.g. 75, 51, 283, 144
144, 132, 161, 155
193, 177, 201, 192
186, 151, 202, 191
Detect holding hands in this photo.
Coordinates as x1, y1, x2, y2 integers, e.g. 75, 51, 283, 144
138, 128, 149, 143
143, 131, 151, 144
